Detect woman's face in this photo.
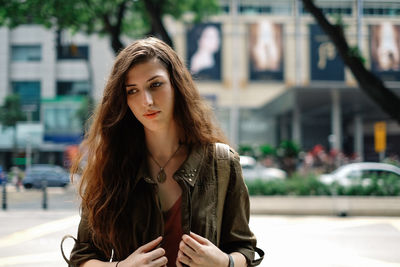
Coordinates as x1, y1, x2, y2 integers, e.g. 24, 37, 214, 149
125, 58, 175, 133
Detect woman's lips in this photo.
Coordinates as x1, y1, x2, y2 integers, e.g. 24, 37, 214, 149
144, 111, 160, 119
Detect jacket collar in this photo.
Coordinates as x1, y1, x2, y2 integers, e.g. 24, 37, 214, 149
136, 144, 206, 187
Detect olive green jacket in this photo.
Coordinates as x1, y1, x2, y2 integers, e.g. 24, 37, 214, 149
68, 143, 263, 266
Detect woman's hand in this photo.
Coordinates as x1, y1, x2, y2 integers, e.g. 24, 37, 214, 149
119, 236, 167, 267
176, 232, 229, 267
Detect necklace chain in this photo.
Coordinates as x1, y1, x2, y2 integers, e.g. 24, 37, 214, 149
148, 144, 182, 183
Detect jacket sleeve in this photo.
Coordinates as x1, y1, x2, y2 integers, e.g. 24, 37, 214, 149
69, 212, 108, 266
219, 150, 263, 266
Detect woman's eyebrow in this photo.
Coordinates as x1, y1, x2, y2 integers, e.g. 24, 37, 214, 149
125, 75, 161, 87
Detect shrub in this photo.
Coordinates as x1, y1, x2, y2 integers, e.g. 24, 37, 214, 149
245, 173, 400, 196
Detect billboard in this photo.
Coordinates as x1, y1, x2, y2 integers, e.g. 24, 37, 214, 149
310, 24, 345, 81
249, 21, 284, 81
370, 22, 400, 81
187, 23, 222, 80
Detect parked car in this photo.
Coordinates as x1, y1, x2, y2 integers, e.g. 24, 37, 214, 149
240, 155, 287, 181
319, 162, 400, 187
23, 164, 70, 189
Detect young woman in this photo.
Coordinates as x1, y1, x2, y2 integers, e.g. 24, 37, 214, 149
65, 37, 263, 267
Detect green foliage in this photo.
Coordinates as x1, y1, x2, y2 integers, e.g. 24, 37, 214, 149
276, 140, 300, 158
349, 46, 366, 64
333, 174, 400, 196
332, 14, 346, 29
238, 145, 254, 157
0, 0, 220, 47
246, 179, 287, 195
245, 173, 400, 196
259, 144, 276, 157
0, 94, 26, 128
246, 174, 331, 196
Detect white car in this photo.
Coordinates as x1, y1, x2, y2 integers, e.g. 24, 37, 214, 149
319, 162, 400, 187
240, 156, 287, 181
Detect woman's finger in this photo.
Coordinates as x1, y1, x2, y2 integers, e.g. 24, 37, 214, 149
179, 240, 196, 259
189, 232, 209, 245
176, 259, 183, 267
138, 236, 163, 253
177, 250, 192, 266
146, 247, 166, 261
149, 255, 168, 267
182, 234, 202, 252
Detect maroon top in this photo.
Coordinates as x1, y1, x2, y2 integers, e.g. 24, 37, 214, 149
162, 195, 183, 267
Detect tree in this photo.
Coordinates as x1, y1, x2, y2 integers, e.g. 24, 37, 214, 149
302, 0, 400, 123
0, 0, 220, 54
0, 94, 26, 158
0, 94, 26, 128
76, 96, 95, 133
276, 140, 301, 177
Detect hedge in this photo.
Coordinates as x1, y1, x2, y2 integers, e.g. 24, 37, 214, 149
245, 174, 400, 196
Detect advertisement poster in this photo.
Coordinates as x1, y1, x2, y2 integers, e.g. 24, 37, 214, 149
310, 24, 344, 81
370, 22, 400, 81
187, 23, 222, 80
249, 20, 284, 81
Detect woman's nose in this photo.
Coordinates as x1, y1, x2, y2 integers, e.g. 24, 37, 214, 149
143, 90, 154, 106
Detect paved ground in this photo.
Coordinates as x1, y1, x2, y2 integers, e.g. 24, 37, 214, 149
1, 210, 400, 267
251, 215, 400, 267
1, 187, 400, 266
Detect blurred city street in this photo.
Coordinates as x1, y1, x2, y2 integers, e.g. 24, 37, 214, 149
1, 187, 400, 267
1, 1, 400, 266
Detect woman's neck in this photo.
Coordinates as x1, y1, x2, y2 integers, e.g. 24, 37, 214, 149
144, 124, 183, 160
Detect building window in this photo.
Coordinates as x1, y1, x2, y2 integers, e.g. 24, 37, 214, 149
42, 97, 84, 144
364, 8, 400, 16
12, 81, 41, 122
57, 81, 90, 96
57, 45, 89, 60
302, 6, 352, 15
11, 45, 42, 62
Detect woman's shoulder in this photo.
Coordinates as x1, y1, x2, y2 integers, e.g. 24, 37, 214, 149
213, 142, 240, 162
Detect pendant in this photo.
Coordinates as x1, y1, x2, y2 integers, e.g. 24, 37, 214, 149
157, 168, 167, 183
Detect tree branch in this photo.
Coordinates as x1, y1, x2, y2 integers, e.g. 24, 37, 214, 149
302, 0, 400, 123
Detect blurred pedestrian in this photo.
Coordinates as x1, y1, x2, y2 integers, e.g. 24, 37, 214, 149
10, 166, 23, 191
0, 165, 5, 185
63, 37, 263, 267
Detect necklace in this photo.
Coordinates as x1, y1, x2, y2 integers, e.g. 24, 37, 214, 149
148, 144, 182, 183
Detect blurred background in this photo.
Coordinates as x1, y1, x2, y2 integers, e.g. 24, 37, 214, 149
1, 0, 400, 266
0, 0, 399, 182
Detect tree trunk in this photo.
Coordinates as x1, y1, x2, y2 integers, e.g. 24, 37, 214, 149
143, 0, 174, 48
302, 0, 400, 123
102, 1, 127, 55
110, 33, 124, 55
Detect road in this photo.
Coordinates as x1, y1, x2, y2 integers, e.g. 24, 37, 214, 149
1, 186, 400, 267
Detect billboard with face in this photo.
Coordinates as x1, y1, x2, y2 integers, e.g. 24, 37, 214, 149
187, 23, 222, 80
370, 22, 400, 81
249, 20, 284, 81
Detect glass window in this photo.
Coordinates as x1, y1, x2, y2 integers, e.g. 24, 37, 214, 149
57, 81, 90, 96
363, 8, 400, 16
347, 170, 362, 179
11, 45, 41, 62
12, 81, 41, 122
57, 45, 89, 60
43, 98, 83, 136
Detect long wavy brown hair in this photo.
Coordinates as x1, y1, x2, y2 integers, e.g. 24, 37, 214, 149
71, 37, 227, 259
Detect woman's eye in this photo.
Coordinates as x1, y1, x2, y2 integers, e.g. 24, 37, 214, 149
127, 88, 138, 95
150, 82, 163, 88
